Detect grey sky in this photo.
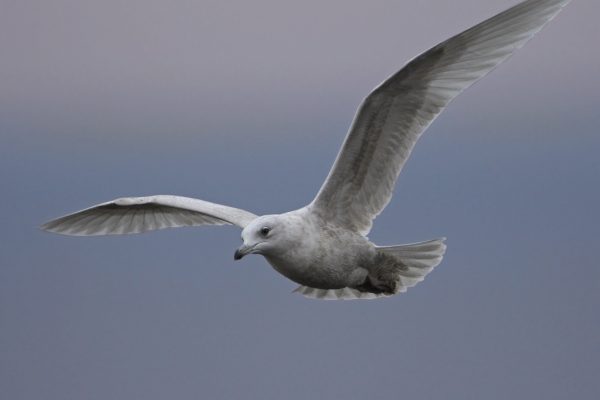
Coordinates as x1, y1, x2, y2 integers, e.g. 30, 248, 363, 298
1, 1, 599, 399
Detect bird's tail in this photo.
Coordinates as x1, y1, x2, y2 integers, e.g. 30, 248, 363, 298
372, 237, 447, 292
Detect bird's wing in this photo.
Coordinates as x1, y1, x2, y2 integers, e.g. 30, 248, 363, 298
310, 0, 569, 235
41, 195, 257, 236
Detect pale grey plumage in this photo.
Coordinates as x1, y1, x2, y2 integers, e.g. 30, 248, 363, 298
41, 195, 257, 236
42, 0, 569, 300
311, 0, 571, 235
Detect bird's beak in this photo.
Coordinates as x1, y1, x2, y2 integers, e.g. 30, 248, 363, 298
234, 244, 255, 260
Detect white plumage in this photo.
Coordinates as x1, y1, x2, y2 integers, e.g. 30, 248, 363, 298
42, 0, 570, 300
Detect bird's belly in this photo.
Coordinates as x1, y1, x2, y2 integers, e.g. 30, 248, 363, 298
264, 253, 367, 290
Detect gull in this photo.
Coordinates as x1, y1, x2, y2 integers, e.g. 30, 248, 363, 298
42, 0, 570, 300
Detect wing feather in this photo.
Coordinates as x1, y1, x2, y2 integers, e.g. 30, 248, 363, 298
41, 195, 257, 236
310, 0, 570, 234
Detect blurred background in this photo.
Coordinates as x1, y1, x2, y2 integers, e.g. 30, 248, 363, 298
1, 1, 599, 399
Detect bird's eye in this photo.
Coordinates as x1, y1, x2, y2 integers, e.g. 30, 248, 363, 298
260, 226, 271, 236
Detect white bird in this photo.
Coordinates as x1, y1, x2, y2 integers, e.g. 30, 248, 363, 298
42, 0, 570, 300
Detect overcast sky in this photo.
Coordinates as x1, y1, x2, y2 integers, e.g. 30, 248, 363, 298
1, 1, 599, 399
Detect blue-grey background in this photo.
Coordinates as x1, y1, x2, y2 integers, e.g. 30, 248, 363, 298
1, 1, 599, 399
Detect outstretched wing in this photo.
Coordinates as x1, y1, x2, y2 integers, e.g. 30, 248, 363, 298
41, 195, 257, 236
310, 0, 570, 235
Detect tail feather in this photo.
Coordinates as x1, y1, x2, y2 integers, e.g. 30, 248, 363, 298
375, 237, 447, 291
377, 238, 446, 258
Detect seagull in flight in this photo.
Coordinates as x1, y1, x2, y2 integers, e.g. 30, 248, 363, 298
42, 0, 570, 299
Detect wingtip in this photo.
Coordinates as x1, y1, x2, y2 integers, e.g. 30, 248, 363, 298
39, 223, 67, 235
39, 221, 54, 233
39, 220, 84, 236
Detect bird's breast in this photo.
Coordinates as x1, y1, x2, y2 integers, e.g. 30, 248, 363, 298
263, 226, 374, 289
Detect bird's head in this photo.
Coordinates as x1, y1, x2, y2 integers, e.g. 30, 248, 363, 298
234, 215, 285, 260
